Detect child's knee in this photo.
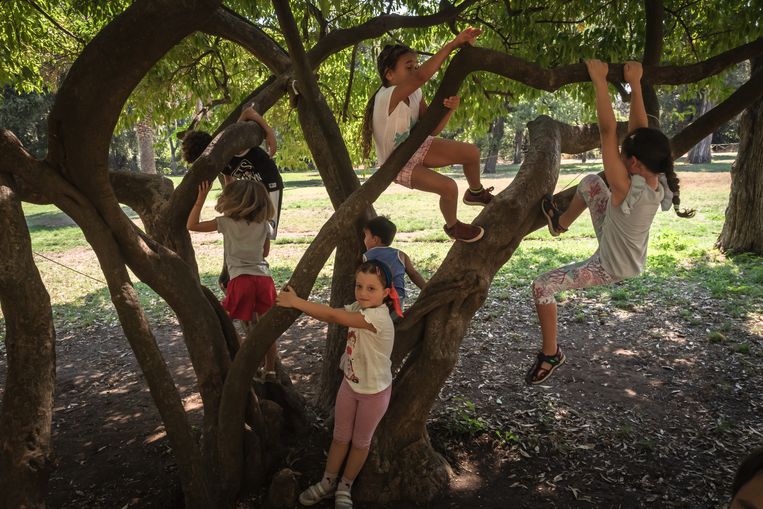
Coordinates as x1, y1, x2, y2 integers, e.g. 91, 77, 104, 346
465, 143, 480, 164
579, 174, 604, 194
441, 178, 458, 200
351, 437, 373, 449
531, 277, 555, 306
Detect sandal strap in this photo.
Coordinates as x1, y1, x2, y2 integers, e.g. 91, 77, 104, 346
537, 349, 563, 365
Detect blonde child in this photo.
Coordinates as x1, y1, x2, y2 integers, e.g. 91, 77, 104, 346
277, 260, 400, 509
187, 179, 279, 379
361, 28, 493, 243
526, 60, 693, 384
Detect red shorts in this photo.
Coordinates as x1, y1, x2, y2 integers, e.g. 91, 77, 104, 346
222, 275, 276, 321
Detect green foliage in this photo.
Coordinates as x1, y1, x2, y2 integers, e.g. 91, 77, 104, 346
1, 1, 761, 172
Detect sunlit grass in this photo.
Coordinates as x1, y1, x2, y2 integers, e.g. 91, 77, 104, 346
3, 153, 760, 339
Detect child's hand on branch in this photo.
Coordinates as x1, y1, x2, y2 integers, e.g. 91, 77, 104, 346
276, 285, 299, 308
196, 180, 211, 205
623, 61, 643, 85
443, 96, 460, 110
584, 59, 609, 82
453, 27, 481, 47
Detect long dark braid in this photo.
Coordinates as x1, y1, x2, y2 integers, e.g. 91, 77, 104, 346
360, 44, 415, 160
621, 127, 695, 218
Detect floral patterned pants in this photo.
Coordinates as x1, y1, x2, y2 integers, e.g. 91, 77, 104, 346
532, 175, 621, 305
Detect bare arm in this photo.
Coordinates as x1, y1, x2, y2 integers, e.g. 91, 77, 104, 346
276, 286, 375, 331
187, 181, 218, 232
401, 251, 426, 289
624, 61, 648, 131
238, 105, 277, 157
389, 28, 481, 113
585, 59, 630, 205
432, 96, 459, 135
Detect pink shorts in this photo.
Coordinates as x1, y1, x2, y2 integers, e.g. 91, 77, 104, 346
394, 136, 435, 188
222, 274, 276, 321
333, 379, 391, 449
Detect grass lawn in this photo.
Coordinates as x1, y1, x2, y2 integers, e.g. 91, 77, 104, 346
3, 152, 761, 339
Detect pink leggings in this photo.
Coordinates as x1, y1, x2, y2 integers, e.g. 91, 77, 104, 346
333, 379, 391, 449
532, 174, 621, 305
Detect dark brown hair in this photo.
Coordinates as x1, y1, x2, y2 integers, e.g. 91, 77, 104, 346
621, 127, 695, 218
181, 130, 213, 164
360, 44, 416, 160
365, 216, 397, 245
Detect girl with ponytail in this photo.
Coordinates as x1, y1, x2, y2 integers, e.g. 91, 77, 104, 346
526, 60, 694, 385
360, 28, 494, 244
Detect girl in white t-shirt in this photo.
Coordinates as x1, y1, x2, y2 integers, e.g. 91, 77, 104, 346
277, 260, 401, 509
360, 28, 493, 244
187, 179, 279, 379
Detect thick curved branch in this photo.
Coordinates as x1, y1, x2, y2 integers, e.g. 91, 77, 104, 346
307, 0, 478, 64
202, 6, 291, 73
456, 38, 763, 91
214, 0, 477, 130
1, 130, 213, 507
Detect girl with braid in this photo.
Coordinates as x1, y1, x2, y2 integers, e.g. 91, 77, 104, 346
526, 59, 694, 385
360, 28, 494, 243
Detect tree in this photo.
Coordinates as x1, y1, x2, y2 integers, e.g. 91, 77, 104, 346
717, 58, 763, 255
687, 90, 715, 163
1, 1, 763, 507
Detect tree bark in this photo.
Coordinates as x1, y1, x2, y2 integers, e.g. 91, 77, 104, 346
484, 116, 505, 174
271, 0, 374, 412
642, 0, 664, 126
136, 118, 157, 174
0, 172, 56, 509
358, 115, 563, 503
687, 91, 714, 163
717, 58, 763, 255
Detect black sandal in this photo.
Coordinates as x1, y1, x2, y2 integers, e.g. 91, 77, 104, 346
541, 195, 568, 237
525, 347, 566, 385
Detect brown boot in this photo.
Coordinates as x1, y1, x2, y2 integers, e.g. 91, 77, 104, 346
462, 186, 494, 206
444, 221, 484, 243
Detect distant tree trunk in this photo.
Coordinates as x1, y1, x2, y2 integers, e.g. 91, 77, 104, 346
688, 91, 715, 164
717, 59, 763, 255
512, 128, 523, 164
580, 152, 588, 163
483, 116, 505, 174
0, 172, 56, 509
136, 118, 157, 174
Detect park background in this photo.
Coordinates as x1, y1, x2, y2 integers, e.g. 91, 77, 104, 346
1, 1, 762, 508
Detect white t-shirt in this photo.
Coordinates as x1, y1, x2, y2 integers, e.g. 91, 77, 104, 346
598, 175, 664, 279
339, 302, 394, 394
216, 216, 271, 279
372, 85, 423, 164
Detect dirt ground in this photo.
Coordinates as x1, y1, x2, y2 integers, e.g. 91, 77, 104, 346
1, 279, 760, 509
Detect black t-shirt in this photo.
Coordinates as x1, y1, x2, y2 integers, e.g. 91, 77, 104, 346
223, 147, 283, 191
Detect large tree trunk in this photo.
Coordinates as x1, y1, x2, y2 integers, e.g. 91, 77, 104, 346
0, 172, 56, 509
357, 115, 563, 502
688, 91, 715, 163
483, 116, 505, 174
136, 118, 157, 174
717, 59, 763, 254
